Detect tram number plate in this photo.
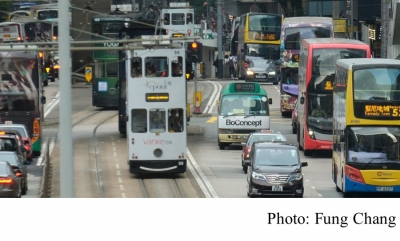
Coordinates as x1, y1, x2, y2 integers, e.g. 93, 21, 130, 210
272, 186, 283, 192
376, 187, 393, 191
256, 75, 266, 78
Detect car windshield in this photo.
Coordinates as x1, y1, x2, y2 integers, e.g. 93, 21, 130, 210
0, 138, 17, 151
248, 134, 286, 146
0, 153, 18, 165
0, 127, 27, 137
250, 61, 273, 69
254, 148, 298, 166
0, 163, 9, 175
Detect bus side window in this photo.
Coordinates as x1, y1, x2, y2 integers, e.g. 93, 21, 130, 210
150, 109, 166, 133
131, 109, 147, 133
168, 108, 184, 132
164, 13, 170, 25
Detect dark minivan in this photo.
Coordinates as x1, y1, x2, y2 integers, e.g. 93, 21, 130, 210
246, 142, 308, 198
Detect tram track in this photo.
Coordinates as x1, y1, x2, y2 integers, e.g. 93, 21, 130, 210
138, 173, 187, 198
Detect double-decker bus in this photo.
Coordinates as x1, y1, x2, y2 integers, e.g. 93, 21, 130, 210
125, 36, 187, 174
297, 38, 371, 156
217, 82, 273, 150
0, 45, 43, 156
279, 17, 333, 117
117, 22, 166, 135
91, 11, 143, 108
237, 13, 283, 80
333, 59, 400, 196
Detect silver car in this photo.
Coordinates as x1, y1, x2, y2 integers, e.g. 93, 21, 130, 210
245, 59, 278, 85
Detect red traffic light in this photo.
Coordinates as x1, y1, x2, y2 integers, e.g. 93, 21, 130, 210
191, 42, 198, 49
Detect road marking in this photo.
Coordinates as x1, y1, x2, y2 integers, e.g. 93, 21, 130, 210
116, 164, 119, 169
117, 170, 121, 176
122, 193, 126, 198
187, 148, 219, 198
203, 81, 221, 114
119, 185, 124, 191
206, 116, 217, 123
118, 177, 122, 183
44, 92, 60, 117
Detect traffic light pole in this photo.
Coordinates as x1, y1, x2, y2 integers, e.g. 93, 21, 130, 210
217, 0, 223, 79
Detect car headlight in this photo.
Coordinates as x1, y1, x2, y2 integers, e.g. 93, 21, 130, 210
219, 129, 232, 134
246, 69, 254, 75
291, 173, 303, 181
252, 172, 265, 181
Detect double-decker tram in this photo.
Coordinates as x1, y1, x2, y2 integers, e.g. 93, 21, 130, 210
0, 45, 43, 156
125, 36, 187, 174
237, 12, 283, 80
217, 82, 272, 150
117, 18, 165, 135
297, 38, 370, 156
333, 59, 400, 196
91, 11, 143, 108
279, 17, 333, 117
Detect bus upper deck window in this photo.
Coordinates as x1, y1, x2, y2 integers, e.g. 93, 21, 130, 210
164, 13, 170, 25
186, 13, 193, 24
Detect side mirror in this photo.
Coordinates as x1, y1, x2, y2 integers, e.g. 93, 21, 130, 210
300, 96, 305, 104
268, 98, 272, 104
301, 162, 308, 167
41, 96, 46, 104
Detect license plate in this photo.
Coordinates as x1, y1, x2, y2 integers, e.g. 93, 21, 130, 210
4, 121, 12, 124
377, 187, 393, 191
256, 75, 266, 78
272, 185, 283, 191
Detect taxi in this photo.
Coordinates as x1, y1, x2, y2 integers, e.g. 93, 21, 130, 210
241, 130, 287, 173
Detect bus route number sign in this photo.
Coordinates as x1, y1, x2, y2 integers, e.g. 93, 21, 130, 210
234, 83, 255, 92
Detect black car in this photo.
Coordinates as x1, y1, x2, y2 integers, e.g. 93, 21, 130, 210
246, 142, 308, 198
0, 152, 28, 195
0, 160, 21, 198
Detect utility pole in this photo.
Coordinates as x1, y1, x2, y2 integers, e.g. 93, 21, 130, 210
217, 0, 223, 79
350, 0, 353, 39
59, 0, 74, 197
381, 0, 388, 58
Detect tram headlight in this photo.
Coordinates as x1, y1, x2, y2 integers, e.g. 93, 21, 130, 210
308, 128, 316, 140
154, 148, 163, 158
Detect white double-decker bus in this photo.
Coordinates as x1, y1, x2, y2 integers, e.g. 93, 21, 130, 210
125, 36, 187, 174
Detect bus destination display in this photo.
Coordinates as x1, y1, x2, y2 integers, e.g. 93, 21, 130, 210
250, 32, 276, 41
234, 83, 255, 92
364, 104, 400, 117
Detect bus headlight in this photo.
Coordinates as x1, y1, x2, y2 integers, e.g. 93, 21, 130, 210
308, 128, 316, 140
219, 129, 232, 134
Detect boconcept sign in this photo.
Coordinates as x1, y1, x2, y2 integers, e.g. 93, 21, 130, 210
226, 119, 262, 127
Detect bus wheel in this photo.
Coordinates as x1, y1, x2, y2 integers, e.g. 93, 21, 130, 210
304, 150, 312, 156
218, 139, 226, 150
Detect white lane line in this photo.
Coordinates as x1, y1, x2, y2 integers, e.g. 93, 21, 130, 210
186, 155, 211, 198
119, 185, 125, 191
116, 164, 119, 169
37, 136, 57, 166
117, 170, 121, 176
203, 81, 221, 114
121, 193, 126, 198
187, 148, 219, 198
44, 92, 60, 117
118, 177, 122, 183
113, 146, 116, 152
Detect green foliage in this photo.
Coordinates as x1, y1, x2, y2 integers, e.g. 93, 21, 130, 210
396, 54, 400, 60
275, 0, 305, 17
0, 1, 12, 22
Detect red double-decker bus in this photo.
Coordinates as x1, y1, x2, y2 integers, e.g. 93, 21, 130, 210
297, 38, 371, 156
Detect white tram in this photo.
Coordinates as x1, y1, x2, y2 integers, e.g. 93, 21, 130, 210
160, 2, 194, 38
125, 36, 187, 174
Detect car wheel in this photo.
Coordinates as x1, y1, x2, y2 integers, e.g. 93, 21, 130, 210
247, 184, 254, 198
22, 181, 27, 195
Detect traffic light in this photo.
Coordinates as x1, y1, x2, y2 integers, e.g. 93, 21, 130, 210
188, 41, 202, 63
